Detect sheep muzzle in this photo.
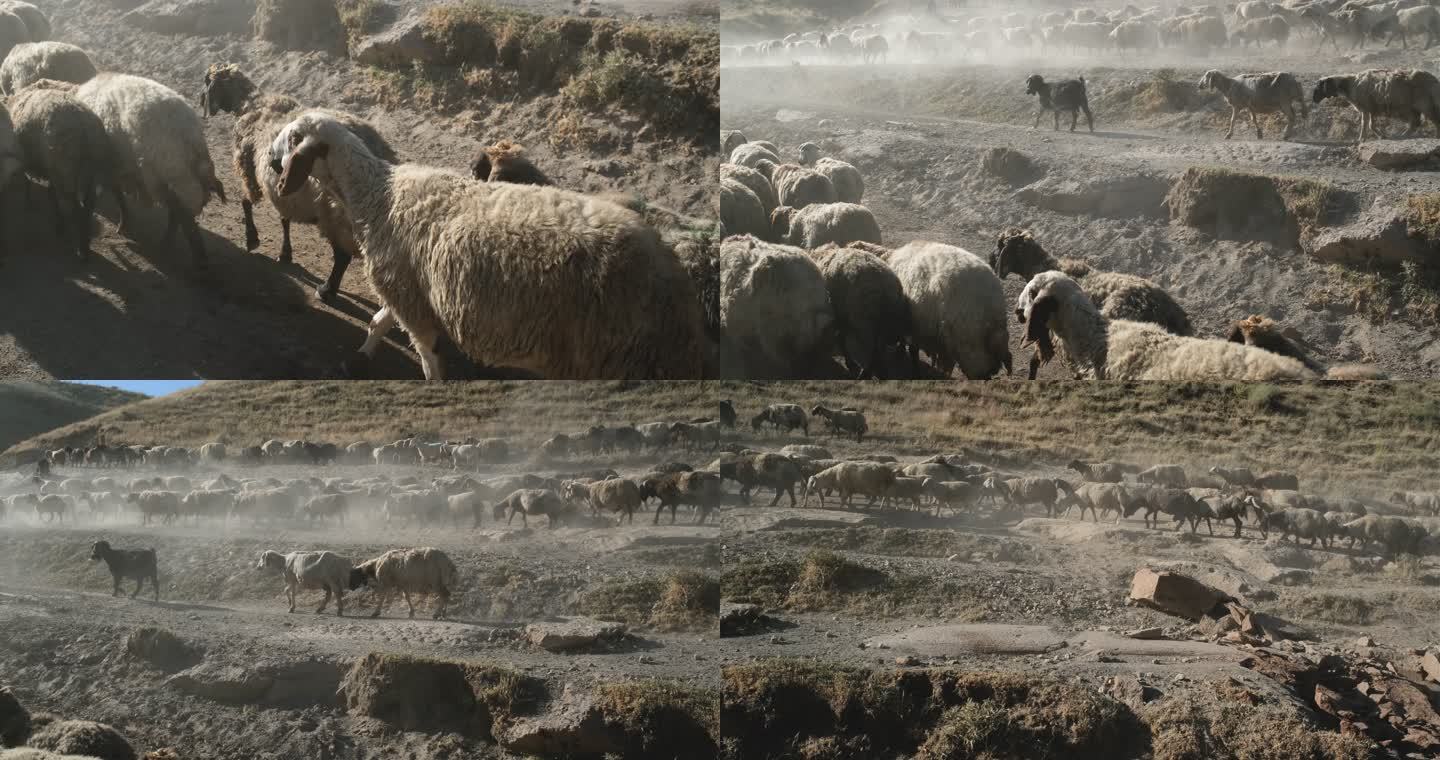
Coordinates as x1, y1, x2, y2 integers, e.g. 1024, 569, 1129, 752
279, 140, 329, 196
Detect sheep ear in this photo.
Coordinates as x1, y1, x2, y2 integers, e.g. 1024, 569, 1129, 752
278, 140, 329, 196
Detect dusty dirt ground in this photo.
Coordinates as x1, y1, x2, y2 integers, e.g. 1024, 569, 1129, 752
721, 40, 1440, 379
0, 455, 720, 758
0, 0, 718, 380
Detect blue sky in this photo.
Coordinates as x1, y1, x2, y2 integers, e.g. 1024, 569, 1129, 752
67, 380, 203, 397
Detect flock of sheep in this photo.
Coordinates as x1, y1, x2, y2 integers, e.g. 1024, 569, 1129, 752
1, 5, 710, 380
719, 132, 1342, 381
721, 0, 1440, 65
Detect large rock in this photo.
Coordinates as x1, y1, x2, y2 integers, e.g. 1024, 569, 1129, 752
165, 663, 273, 704
1016, 174, 1170, 218
1422, 651, 1440, 683
1305, 201, 1438, 265
352, 10, 446, 67
1358, 140, 1440, 170
1127, 567, 1232, 621
122, 0, 255, 36
525, 618, 628, 652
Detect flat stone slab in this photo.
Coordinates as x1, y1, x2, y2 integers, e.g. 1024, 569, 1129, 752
723, 507, 881, 532
165, 662, 272, 704
1216, 543, 1314, 586
864, 624, 1068, 656
1066, 631, 1244, 660
525, 618, 627, 652
1357, 139, 1440, 169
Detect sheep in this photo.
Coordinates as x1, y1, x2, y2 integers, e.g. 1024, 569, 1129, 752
493, 488, 568, 528
1104, 319, 1316, 381
721, 130, 747, 156
1024, 75, 1094, 133
0, 43, 95, 96
1015, 270, 1108, 380
719, 235, 834, 378
270, 112, 704, 380
469, 139, 551, 186
1209, 466, 1256, 487
1110, 18, 1160, 51
257, 550, 353, 615
860, 34, 889, 63
721, 179, 770, 240
34, 494, 69, 522
350, 547, 459, 619
1255, 470, 1299, 490
802, 151, 863, 204
75, 73, 225, 266
721, 162, 778, 215
562, 477, 642, 523
993, 477, 1075, 517
301, 493, 348, 525
1390, 490, 1440, 515
923, 479, 983, 515
670, 421, 722, 452
1389, 5, 1440, 48
746, 404, 806, 438
770, 163, 839, 210
234, 487, 298, 523
1142, 489, 1212, 533
719, 453, 801, 506
730, 142, 779, 168
780, 444, 832, 460
810, 404, 867, 441
125, 490, 181, 525
888, 241, 1012, 380
770, 202, 881, 250
1069, 482, 1131, 522
0, 1, 45, 40
1341, 515, 1425, 555
639, 470, 721, 524
805, 462, 896, 508
1312, 68, 1440, 142
1263, 507, 1332, 547
992, 229, 1193, 336
201, 64, 398, 301
0, 10, 27, 68
89, 540, 159, 600
383, 489, 444, 526
1135, 464, 1187, 487
1061, 20, 1113, 52
807, 244, 909, 379
1067, 460, 1124, 483
24, 721, 134, 760
885, 476, 927, 510
0, 685, 28, 746
1198, 70, 1308, 140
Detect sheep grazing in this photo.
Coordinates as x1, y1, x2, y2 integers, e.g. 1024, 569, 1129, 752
9, 85, 121, 257
1226, 315, 1325, 373
25, 720, 134, 760
810, 404, 867, 441
770, 163, 839, 210
810, 244, 910, 379
89, 540, 159, 601
992, 229, 1193, 336
721, 162, 778, 215
350, 547, 459, 620
1313, 68, 1440, 142
1197, 70, 1308, 140
201, 64, 397, 301
1068, 460, 1124, 483
639, 470, 721, 524
720, 235, 834, 377
888, 241, 1012, 380
270, 112, 704, 380
770, 202, 880, 249
494, 488, 569, 528
1015, 270, 1108, 380
562, 478, 642, 524
1024, 75, 1094, 133
74, 73, 226, 265
470, 139, 551, 186
257, 550, 353, 616
0, 42, 95, 96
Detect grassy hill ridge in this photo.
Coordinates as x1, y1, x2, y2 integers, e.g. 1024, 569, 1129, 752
0, 382, 148, 455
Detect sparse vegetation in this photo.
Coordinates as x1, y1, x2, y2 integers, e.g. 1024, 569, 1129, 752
722, 550, 989, 618
579, 570, 720, 632
1144, 690, 1373, 760
592, 679, 720, 757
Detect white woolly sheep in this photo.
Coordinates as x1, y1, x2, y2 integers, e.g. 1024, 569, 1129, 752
730, 142, 779, 168
445, 490, 487, 528
76, 73, 226, 266
721, 178, 770, 240
806, 462, 896, 508
126, 490, 180, 525
563, 477, 641, 523
810, 244, 910, 379
810, 155, 864, 204
887, 241, 1012, 380
1313, 68, 1440, 141
719, 235, 834, 377
202, 64, 398, 302
1106, 319, 1316, 381
771, 163, 838, 210
1197, 70, 1308, 140
270, 112, 703, 380
1390, 6, 1440, 49
351, 547, 459, 619
1110, 18, 1160, 51
810, 404, 867, 441
493, 488, 569, 528
258, 550, 353, 615
993, 477, 1075, 517
1068, 482, 1131, 522
9, 85, 120, 257
770, 202, 880, 249
721, 129, 747, 156
721, 162, 778, 215
0, 43, 95, 96
1232, 14, 1290, 46
1015, 270, 1108, 380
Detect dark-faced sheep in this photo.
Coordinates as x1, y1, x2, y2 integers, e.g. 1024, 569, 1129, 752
1313, 68, 1440, 142
1015, 270, 1108, 380
770, 202, 881, 249
1198, 70, 1308, 140
350, 547, 459, 619
1025, 74, 1094, 132
751, 403, 809, 435
810, 404, 867, 441
809, 244, 910, 379
469, 139, 551, 186
493, 488, 569, 528
89, 540, 158, 601
258, 550, 352, 615
639, 470, 721, 524
720, 453, 802, 506
1068, 460, 1124, 483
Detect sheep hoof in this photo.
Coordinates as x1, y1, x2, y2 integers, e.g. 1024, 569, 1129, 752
316, 284, 339, 303
245, 232, 260, 251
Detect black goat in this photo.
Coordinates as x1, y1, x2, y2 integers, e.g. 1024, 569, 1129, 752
1025, 74, 1095, 133
90, 540, 160, 601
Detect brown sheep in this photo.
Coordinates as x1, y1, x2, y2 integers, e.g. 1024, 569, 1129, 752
349, 547, 459, 620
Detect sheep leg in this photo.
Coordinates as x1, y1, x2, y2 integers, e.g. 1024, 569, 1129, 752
1226, 106, 1238, 139
1250, 110, 1262, 140
1053, 109, 1061, 131
279, 219, 293, 263
1082, 104, 1095, 133
287, 583, 297, 612
336, 589, 344, 617
370, 590, 387, 618
242, 200, 260, 251
1070, 109, 1079, 132
132, 576, 142, 599
316, 587, 331, 614
403, 590, 415, 618
1028, 352, 1042, 380
358, 307, 397, 359
175, 200, 207, 268
112, 574, 122, 597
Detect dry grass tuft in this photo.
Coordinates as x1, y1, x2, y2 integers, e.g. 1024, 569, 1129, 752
1145, 691, 1372, 760
579, 570, 719, 632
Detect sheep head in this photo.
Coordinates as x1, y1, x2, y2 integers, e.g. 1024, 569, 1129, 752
1312, 76, 1348, 104
1197, 69, 1221, 90
89, 541, 110, 561
271, 113, 345, 196
798, 142, 821, 164
200, 63, 254, 117
993, 228, 1053, 280
1024, 74, 1046, 95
